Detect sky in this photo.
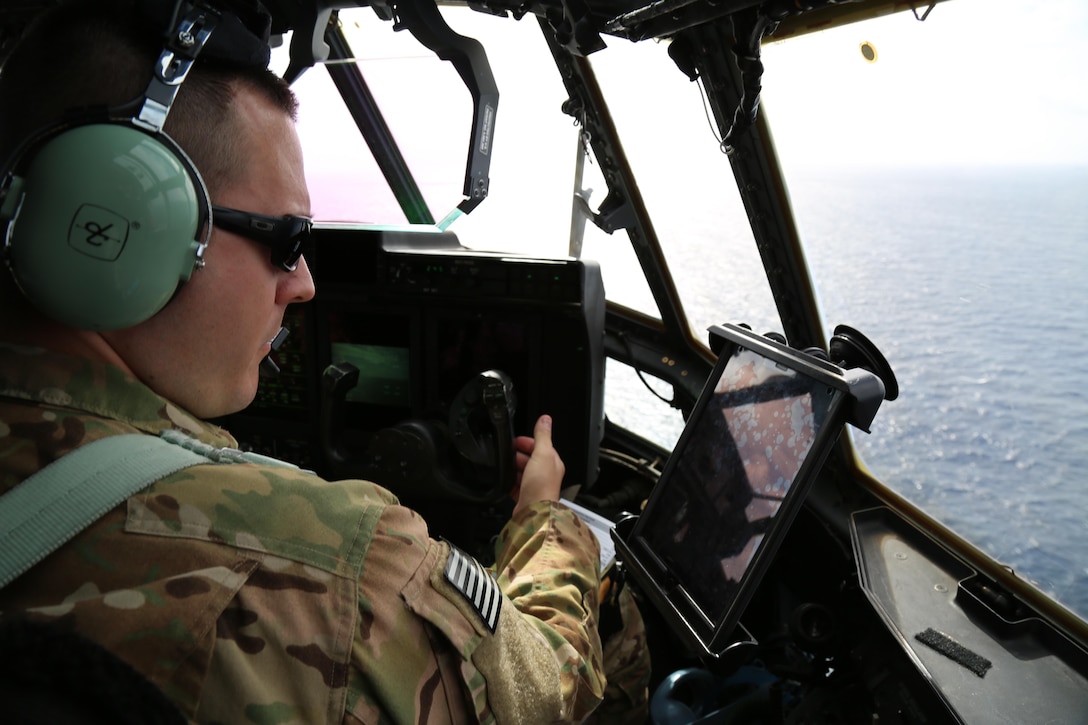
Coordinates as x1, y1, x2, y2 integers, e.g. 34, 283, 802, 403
759, 0, 1088, 168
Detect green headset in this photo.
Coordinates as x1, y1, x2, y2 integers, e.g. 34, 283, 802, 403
0, 3, 218, 331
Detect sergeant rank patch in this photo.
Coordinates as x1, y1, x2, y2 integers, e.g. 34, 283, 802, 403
444, 545, 502, 633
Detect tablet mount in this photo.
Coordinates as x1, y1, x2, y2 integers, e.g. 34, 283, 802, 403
615, 321, 894, 667
828, 324, 898, 402
723, 323, 897, 433
720, 324, 898, 403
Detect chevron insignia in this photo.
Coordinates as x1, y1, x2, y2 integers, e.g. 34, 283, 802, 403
444, 545, 502, 633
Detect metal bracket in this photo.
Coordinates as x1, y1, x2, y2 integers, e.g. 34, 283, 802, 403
393, 0, 498, 214
134, 3, 219, 133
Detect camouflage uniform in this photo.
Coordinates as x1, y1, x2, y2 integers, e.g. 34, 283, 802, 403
0, 343, 606, 723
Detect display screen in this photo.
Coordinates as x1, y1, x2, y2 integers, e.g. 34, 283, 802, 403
325, 307, 539, 433
326, 310, 415, 430
633, 342, 840, 639
330, 342, 411, 407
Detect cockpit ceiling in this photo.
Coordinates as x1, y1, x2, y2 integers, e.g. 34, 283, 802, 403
255, 0, 956, 52
1, 1, 953, 61
447, 0, 950, 43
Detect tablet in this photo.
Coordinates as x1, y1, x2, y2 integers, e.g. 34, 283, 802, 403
613, 323, 885, 656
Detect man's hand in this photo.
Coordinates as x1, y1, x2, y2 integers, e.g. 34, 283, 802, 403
512, 415, 565, 516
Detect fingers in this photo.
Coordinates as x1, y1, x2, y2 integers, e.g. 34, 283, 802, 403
514, 435, 535, 490
514, 435, 535, 459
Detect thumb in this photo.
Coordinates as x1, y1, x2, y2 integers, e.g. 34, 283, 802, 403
534, 414, 554, 447
514, 414, 564, 515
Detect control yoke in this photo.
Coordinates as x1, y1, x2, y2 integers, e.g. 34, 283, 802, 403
320, 363, 517, 504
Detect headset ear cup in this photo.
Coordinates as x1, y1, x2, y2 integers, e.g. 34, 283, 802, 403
5, 123, 206, 330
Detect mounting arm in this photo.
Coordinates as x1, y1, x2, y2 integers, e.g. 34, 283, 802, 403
393, 0, 499, 214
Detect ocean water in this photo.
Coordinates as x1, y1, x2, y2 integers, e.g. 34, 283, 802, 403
785, 165, 1088, 618
597, 163, 1088, 620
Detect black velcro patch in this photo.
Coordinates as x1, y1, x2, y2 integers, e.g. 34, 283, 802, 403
444, 546, 502, 634
915, 627, 992, 677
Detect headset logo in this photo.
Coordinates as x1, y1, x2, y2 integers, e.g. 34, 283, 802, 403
68, 204, 129, 261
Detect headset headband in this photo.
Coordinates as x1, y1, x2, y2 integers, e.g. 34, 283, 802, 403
134, 3, 218, 134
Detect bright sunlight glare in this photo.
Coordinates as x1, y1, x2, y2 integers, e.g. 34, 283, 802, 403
760, 0, 1088, 168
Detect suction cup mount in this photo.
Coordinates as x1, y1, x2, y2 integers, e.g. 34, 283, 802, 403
829, 324, 898, 401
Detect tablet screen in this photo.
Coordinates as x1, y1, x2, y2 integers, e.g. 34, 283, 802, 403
639, 347, 834, 617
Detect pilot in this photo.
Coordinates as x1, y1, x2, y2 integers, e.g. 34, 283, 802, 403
0, 0, 605, 721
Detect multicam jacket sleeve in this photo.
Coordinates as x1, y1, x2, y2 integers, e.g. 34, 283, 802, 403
348, 500, 606, 723
491, 503, 607, 720
0, 345, 606, 724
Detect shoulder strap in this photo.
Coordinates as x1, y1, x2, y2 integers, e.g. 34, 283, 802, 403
0, 434, 210, 588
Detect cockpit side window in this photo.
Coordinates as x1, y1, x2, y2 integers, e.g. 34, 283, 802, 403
585, 40, 780, 339
760, 0, 1088, 619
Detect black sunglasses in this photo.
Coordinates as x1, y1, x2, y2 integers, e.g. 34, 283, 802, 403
211, 205, 312, 272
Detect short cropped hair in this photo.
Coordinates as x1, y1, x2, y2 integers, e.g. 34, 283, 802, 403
0, 0, 297, 198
